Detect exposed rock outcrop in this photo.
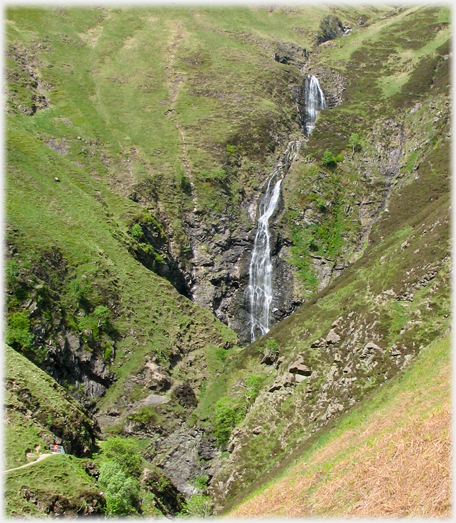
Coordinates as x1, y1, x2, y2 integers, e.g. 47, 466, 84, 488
316, 16, 347, 44
274, 42, 309, 67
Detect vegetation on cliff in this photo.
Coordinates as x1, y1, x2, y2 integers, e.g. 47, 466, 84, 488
4, 3, 451, 518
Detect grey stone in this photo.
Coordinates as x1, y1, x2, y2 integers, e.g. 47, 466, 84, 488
326, 329, 341, 344
288, 360, 312, 376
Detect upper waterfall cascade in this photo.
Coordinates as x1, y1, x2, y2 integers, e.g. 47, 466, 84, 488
303, 75, 327, 136
247, 141, 299, 343
247, 75, 326, 343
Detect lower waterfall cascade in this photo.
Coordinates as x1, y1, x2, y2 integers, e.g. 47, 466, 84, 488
247, 141, 298, 343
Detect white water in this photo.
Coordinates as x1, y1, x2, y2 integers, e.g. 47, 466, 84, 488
304, 75, 327, 136
247, 142, 298, 342
247, 75, 326, 343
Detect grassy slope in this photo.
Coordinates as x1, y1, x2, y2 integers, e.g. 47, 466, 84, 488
5, 454, 102, 518
4, 346, 102, 517
202, 5, 451, 511
4, 4, 451, 517
4, 2, 391, 430
230, 330, 451, 517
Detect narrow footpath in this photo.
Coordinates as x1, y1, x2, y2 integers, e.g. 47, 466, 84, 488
5, 453, 55, 473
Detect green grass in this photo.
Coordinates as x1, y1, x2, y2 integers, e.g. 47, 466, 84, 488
4, 454, 101, 517
4, 5, 451, 515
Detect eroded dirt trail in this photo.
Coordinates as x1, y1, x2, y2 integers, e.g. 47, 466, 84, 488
165, 21, 198, 211
5, 453, 55, 473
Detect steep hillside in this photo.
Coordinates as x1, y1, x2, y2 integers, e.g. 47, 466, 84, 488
4, 346, 104, 516
230, 330, 451, 517
4, 3, 451, 518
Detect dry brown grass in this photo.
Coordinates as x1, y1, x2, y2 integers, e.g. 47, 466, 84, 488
232, 409, 451, 518
231, 339, 451, 519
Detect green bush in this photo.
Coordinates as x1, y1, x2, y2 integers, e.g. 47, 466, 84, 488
348, 132, 363, 154
131, 223, 143, 240
6, 311, 34, 351
226, 144, 236, 155
93, 305, 110, 327
101, 437, 143, 477
264, 338, 280, 352
214, 347, 228, 363
129, 405, 159, 426
321, 150, 337, 167
213, 397, 244, 446
104, 346, 113, 361
193, 475, 209, 492
245, 374, 266, 403
98, 461, 140, 516
180, 494, 212, 518
68, 278, 90, 309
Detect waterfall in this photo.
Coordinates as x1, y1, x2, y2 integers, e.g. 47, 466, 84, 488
247, 75, 326, 343
247, 142, 298, 342
303, 75, 327, 136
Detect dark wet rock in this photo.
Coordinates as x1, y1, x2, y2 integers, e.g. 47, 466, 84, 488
316, 15, 346, 44
142, 469, 185, 516
172, 381, 198, 409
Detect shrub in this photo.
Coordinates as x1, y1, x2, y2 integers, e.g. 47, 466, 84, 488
348, 133, 363, 154
131, 223, 143, 240
130, 405, 159, 426
214, 347, 228, 363
213, 397, 244, 446
102, 437, 143, 477
226, 144, 236, 155
104, 346, 113, 361
264, 338, 280, 353
193, 475, 209, 492
180, 494, 212, 518
98, 461, 140, 516
245, 374, 266, 403
321, 150, 337, 167
6, 311, 34, 351
93, 305, 110, 327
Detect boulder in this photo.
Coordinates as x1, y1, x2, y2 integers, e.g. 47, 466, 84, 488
326, 329, 341, 344
260, 348, 278, 366
288, 359, 312, 376
310, 338, 324, 348
268, 382, 282, 393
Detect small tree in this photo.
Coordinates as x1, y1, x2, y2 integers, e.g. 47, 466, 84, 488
321, 150, 337, 167
181, 494, 213, 518
348, 132, 363, 154
102, 437, 143, 477
98, 461, 140, 516
213, 397, 244, 446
